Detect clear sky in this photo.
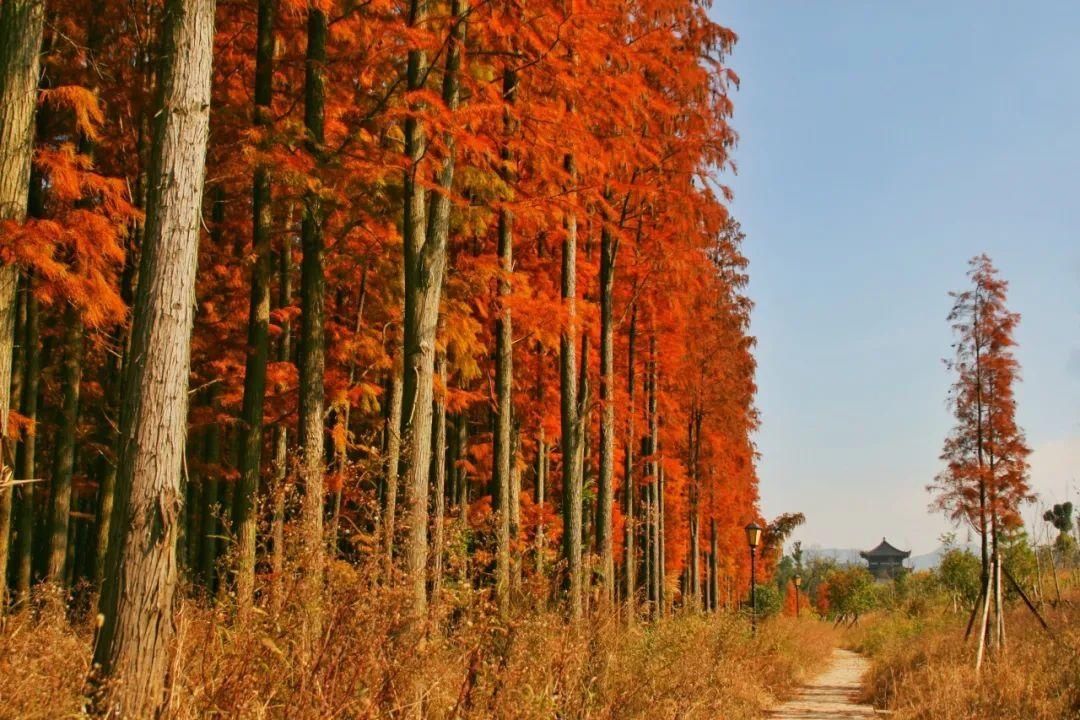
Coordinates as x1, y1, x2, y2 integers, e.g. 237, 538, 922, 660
714, 1, 1080, 555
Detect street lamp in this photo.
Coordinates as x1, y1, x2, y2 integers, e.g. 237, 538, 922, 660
794, 574, 802, 618
745, 522, 762, 634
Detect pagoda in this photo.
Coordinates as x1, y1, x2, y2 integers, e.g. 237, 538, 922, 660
860, 538, 911, 580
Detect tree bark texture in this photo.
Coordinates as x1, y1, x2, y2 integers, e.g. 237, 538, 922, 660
297, 3, 328, 639
234, 0, 278, 619
0, 0, 45, 599
93, 0, 213, 712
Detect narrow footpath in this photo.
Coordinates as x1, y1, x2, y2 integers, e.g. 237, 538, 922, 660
766, 648, 881, 719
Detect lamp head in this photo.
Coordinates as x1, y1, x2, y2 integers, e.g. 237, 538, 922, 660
744, 522, 763, 549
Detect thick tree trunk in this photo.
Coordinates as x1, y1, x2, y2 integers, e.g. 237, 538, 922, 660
0, 0, 45, 599
14, 283, 39, 603
297, 3, 328, 640
399, 0, 466, 614
92, 0, 213, 711
46, 307, 84, 587
598, 226, 616, 608
234, 0, 277, 620
397, 0, 429, 607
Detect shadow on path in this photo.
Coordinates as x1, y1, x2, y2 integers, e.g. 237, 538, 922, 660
766, 648, 883, 719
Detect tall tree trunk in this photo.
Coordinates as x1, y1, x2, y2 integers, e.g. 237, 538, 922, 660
92, 0, 213, 710
455, 414, 468, 509
709, 518, 719, 612
431, 353, 448, 604
329, 277, 365, 557
597, 225, 616, 609
643, 437, 653, 612
269, 232, 292, 616
46, 307, 84, 587
14, 282, 39, 603
688, 411, 701, 609
652, 455, 660, 613
382, 369, 402, 572
234, 0, 277, 620
5, 276, 24, 587
535, 428, 546, 577
0, 0, 45, 600
199, 391, 222, 592
493, 62, 516, 615
579, 335, 591, 615
560, 162, 583, 621
509, 420, 522, 595
93, 165, 143, 593
297, 1, 328, 640
623, 303, 636, 618
648, 337, 660, 619
399, 0, 466, 614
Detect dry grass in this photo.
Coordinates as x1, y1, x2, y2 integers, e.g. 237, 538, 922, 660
0, 564, 835, 719
847, 591, 1080, 720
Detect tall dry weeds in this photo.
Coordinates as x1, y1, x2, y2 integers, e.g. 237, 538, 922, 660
0, 560, 834, 719
849, 590, 1080, 720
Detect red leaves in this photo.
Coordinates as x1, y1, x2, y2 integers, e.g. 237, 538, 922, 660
932, 255, 1032, 536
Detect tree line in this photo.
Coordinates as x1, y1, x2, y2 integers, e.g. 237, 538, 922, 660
0, 0, 762, 715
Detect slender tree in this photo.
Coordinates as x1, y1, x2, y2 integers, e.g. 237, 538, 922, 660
297, 0, 328, 637
597, 223, 616, 607
930, 254, 1032, 662
233, 0, 278, 619
46, 307, 84, 587
13, 281, 39, 603
493, 60, 517, 614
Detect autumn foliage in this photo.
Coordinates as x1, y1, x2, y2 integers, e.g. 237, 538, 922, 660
0, 0, 765, 712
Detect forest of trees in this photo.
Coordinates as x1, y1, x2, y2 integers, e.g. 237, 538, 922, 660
0, 0, 764, 715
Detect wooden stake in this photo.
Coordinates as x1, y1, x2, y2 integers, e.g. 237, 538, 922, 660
974, 568, 992, 672
1001, 564, 1053, 639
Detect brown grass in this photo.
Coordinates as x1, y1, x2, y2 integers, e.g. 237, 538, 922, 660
847, 591, 1080, 720
0, 564, 835, 719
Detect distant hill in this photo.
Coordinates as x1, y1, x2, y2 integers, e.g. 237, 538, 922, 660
802, 547, 864, 565
910, 542, 980, 571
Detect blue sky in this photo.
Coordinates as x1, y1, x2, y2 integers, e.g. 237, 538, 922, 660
714, 1, 1080, 554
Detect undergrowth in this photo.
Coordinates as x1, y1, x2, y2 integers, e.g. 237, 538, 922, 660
846, 591, 1080, 720
0, 565, 834, 719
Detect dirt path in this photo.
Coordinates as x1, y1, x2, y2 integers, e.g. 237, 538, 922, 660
766, 648, 881, 719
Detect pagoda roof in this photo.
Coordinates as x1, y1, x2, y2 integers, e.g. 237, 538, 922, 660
860, 538, 911, 559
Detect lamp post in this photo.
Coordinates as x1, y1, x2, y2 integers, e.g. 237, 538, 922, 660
745, 522, 762, 635
794, 574, 802, 618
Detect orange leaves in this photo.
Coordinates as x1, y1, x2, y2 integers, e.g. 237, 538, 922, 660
40, 86, 105, 142
933, 255, 1032, 535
